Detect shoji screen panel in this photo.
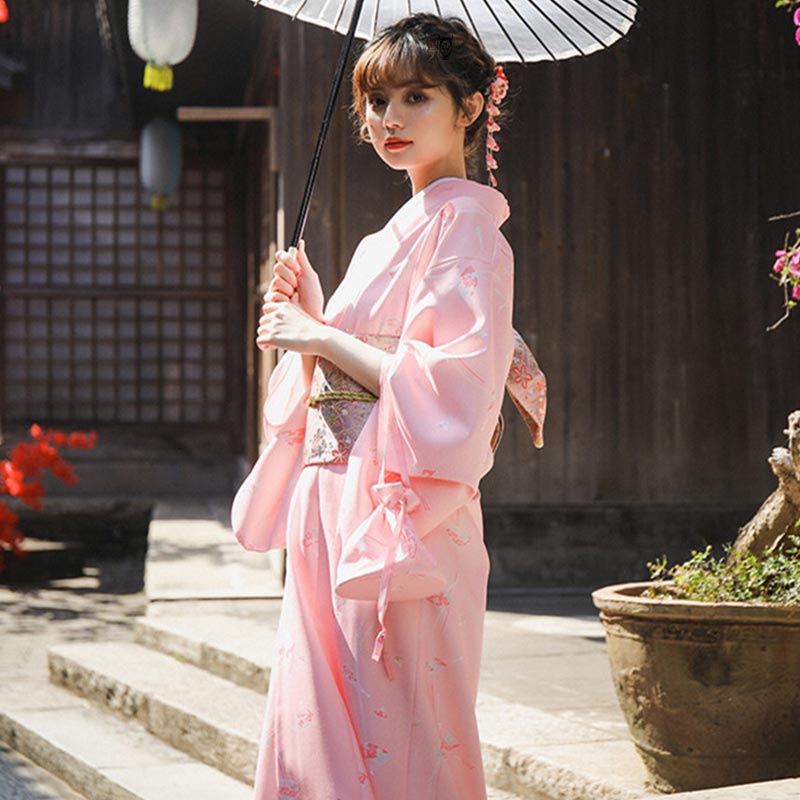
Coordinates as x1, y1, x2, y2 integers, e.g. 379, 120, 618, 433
1, 162, 231, 425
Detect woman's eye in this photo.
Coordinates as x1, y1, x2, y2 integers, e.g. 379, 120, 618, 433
368, 92, 425, 108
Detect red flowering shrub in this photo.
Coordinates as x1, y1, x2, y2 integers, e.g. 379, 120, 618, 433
0, 424, 97, 574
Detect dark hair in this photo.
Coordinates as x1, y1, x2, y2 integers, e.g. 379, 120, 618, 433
348, 13, 513, 184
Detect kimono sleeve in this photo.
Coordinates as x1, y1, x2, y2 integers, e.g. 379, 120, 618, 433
333, 207, 514, 665
230, 349, 310, 551
378, 205, 515, 536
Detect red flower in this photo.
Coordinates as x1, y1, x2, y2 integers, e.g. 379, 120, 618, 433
0, 426, 97, 572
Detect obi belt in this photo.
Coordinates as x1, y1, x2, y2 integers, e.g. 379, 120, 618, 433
302, 329, 546, 468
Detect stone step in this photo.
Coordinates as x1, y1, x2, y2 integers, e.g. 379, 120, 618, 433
134, 612, 274, 693
34, 642, 524, 800
144, 498, 284, 601
47, 640, 264, 786
0, 678, 252, 800
83, 614, 645, 800
0, 537, 85, 584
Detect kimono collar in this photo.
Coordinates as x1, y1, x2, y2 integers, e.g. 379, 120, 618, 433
386, 176, 510, 241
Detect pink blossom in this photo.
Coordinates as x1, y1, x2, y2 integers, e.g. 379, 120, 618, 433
774, 254, 787, 273
794, 7, 800, 26
793, 283, 800, 301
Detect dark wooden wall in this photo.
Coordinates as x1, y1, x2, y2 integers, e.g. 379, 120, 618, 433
265, 0, 800, 512
0, 0, 129, 132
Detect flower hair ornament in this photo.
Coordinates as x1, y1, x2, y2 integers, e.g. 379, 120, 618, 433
485, 64, 509, 188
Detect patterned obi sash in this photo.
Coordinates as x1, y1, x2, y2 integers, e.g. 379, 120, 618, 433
302, 332, 508, 467
302, 333, 399, 467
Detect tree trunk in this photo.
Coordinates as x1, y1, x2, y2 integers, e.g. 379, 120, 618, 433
731, 410, 800, 557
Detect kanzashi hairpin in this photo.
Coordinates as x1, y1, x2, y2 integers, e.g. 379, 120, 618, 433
485, 64, 508, 188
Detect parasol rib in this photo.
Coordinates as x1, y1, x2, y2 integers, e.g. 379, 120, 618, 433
290, 0, 308, 22
489, 0, 560, 61
591, 0, 638, 20
474, 0, 528, 62
568, 0, 638, 37
368, 0, 379, 39
333, 0, 350, 31
547, 0, 630, 49
453, 0, 489, 54
520, 0, 589, 57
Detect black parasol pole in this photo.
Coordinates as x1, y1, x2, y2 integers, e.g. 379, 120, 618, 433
289, 0, 367, 248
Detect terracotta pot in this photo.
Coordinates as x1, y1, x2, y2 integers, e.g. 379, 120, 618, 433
591, 581, 800, 793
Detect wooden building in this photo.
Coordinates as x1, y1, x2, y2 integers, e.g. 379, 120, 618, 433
2, 0, 799, 587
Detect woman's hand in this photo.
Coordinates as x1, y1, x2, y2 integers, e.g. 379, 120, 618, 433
269, 239, 325, 323
257, 299, 326, 355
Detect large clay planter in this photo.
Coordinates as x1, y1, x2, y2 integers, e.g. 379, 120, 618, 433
592, 581, 800, 793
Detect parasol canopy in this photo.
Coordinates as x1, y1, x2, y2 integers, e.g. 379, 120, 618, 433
252, 0, 637, 63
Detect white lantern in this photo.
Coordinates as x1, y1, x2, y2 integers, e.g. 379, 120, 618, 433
140, 117, 182, 210
128, 0, 198, 92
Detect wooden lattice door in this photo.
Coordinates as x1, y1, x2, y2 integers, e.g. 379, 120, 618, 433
1, 160, 240, 433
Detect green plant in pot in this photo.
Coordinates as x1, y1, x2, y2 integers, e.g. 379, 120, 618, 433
592, 410, 800, 793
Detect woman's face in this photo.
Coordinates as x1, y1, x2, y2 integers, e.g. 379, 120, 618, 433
364, 76, 483, 192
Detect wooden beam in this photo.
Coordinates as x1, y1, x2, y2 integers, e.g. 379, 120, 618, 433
176, 106, 274, 122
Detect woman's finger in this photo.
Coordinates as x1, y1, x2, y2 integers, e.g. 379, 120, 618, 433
276, 249, 300, 274
268, 275, 295, 297
273, 261, 297, 284
296, 242, 312, 273
263, 289, 288, 308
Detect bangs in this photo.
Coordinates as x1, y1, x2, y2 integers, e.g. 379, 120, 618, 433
355, 33, 442, 95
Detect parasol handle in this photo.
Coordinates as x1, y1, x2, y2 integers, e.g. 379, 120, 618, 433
289, 0, 367, 248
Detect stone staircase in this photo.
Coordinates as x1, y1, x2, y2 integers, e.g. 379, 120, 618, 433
0, 609, 521, 799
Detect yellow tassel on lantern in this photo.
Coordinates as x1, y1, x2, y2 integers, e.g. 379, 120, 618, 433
150, 193, 169, 211
143, 63, 173, 92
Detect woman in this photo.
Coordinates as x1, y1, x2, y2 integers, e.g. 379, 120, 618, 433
232, 12, 546, 799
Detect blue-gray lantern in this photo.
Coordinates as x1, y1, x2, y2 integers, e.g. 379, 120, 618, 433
139, 117, 182, 210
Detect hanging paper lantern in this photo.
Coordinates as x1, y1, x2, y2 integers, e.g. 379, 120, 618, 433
127, 0, 198, 92
0, 1, 9, 24
140, 117, 182, 210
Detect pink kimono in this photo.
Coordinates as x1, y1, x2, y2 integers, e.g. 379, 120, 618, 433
231, 176, 546, 800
